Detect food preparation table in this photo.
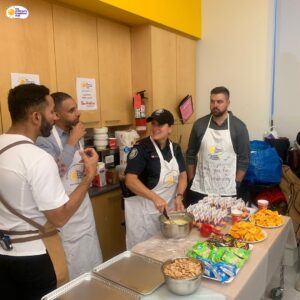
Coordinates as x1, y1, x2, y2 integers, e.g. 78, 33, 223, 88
132, 216, 297, 300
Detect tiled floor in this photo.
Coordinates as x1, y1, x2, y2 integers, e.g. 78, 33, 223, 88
264, 262, 300, 300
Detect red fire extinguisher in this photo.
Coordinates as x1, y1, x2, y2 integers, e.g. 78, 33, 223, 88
133, 90, 147, 133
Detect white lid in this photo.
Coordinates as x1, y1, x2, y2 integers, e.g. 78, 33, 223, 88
94, 133, 108, 140
231, 209, 242, 216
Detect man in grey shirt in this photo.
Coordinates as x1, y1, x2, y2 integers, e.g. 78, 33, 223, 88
36, 92, 102, 279
185, 86, 250, 206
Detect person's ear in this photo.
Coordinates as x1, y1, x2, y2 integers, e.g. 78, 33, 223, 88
31, 111, 41, 125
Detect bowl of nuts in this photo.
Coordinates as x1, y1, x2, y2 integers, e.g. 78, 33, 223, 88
161, 257, 204, 295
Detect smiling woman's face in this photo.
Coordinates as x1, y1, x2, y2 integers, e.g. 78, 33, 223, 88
150, 120, 172, 143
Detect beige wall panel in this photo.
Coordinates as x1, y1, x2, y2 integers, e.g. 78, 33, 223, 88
0, 0, 56, 131
176, 35, 196, 123
151, 26, 177, 119
53, 4, 100, 124
97, 18, 133, 126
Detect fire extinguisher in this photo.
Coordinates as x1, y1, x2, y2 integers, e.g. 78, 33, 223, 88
133, 90, 147, 133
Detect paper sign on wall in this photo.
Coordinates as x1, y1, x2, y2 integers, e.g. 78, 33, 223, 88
76, 78, 97, 110
11, 73, 40, 88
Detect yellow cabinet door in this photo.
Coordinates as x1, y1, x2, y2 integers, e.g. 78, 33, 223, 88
151, 26, 177, 120
53, 5, 101, 125
176, 34, 197, 124
91, 189, 126, 261
98, 18, 133, 126
0, 0, 56, 132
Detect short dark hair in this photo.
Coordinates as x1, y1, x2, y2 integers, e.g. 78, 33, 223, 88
8, 83, 50, 123
51, 92, 72, 111
210, 86, 230, 99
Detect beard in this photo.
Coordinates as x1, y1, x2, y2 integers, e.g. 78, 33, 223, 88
211, 108, 227, 117
40, 115, 53, 137
65, 118, 80, 130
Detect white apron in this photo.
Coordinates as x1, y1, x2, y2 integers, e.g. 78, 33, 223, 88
125, 137, 180, 250
191, 114, 237, 196
53, 127, 102, 280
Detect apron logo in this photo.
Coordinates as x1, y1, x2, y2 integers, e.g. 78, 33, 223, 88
208, 146, 223, 160
163, 171, 178, 186
67, 163, 84, 185
129, 148, 138, 160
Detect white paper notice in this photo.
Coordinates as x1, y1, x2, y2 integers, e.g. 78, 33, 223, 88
11, 73, 40, 88
76, 78, 97, 110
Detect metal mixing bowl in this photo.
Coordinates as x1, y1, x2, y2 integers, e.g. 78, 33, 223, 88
162, 257, 204, 296
159, 211, 194, 239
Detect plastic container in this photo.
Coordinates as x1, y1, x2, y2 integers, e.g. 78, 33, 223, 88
92, 162, 107, 187
257, 199, 269, 210
108, 137, 117, 150
94, 133, 108, 141
93, 127, 108, 134
231, 209, 243, 224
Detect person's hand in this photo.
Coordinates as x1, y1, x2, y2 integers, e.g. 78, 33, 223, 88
175, 197, 185, 211
68, 122, 86, 146
80, 148, 98, 182
152, 196, 168, 213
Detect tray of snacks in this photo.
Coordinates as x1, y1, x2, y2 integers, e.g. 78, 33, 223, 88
249, 209, 284, 228
186, 235, 252, 283
230, 221, 267, 243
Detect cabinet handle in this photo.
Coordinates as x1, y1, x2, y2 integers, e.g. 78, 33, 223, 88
105, 120, 121, 124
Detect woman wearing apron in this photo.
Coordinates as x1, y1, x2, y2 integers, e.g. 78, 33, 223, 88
124, 109, 187, 250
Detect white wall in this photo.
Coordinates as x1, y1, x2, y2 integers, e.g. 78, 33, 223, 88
196, 0, 274, 140
273, 0, 300, 141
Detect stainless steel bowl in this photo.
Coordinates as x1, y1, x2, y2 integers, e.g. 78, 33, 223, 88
162, 257, 204, 296
159, 211, 194, 239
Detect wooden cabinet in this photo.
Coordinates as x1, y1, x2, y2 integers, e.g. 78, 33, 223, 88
131, 25, 196, 150
0, 0, 56, 132
151, 27, 177, 118
91, 189, 126, 261
98, 18, 133, 126
53, 5, 101, 125
176, 34, 196, 124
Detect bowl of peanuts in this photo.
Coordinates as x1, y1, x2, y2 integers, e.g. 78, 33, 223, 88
162, 257, 204, 295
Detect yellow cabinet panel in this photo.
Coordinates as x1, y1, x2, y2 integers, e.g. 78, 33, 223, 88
151, 26, 178, 120
0, 0, 56, 131
91, 189, 126, 261
176, 35, 197, 123
53, 5, 100, 124
98, 18, 133, 126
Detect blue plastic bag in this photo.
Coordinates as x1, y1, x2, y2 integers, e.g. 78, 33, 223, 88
245, 140, 282, 184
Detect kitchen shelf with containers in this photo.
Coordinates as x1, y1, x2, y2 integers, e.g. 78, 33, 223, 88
87, 127, 139, 197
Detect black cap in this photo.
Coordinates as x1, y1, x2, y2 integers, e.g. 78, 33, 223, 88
146, 109, 174, 125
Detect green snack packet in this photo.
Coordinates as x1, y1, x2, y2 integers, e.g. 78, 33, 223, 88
230, 247, 251, 260
190, 241, 211, 259
221, 250, 244, 268
209, 247, 226, 263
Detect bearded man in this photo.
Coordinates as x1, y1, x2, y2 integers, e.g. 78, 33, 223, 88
185, 86, 250, 206
36, 92, 102, 280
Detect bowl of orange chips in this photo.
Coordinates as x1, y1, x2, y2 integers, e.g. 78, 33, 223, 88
249, 209, 284, 228
230, 221, 266, 243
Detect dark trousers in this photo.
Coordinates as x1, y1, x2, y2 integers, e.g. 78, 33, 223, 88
0, 252, 56, 300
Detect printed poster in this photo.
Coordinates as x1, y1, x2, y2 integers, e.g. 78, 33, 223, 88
76, 77, 97, 110
11, 73, 40, 88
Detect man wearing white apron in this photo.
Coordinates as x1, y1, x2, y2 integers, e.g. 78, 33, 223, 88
186, 87, 250, 206
124, 109, 187, 250
36, 92, 102, 279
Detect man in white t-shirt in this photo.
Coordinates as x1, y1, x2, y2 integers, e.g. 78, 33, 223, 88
0, 84, 98, 300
